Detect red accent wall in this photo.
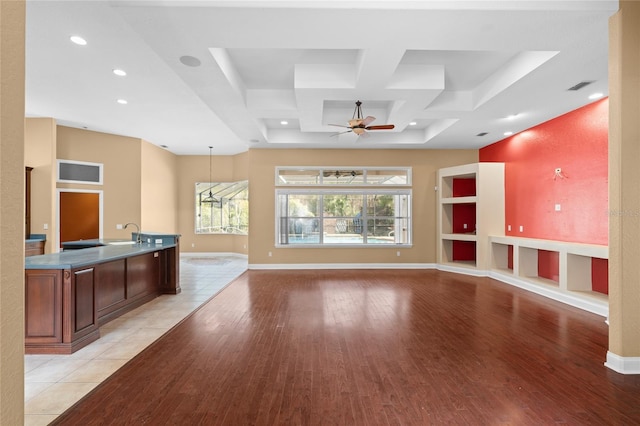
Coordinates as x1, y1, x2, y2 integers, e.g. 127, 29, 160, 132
480, 99, 609, 292
479, 98, 608, 245
537, 250, 560, 283
592, 258, 609, 294
452, 178, 476, 197
452, 178, 477, 260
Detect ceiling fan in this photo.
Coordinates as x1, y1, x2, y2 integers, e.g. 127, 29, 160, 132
329, 100, 395, 137
322, 170, 363, 179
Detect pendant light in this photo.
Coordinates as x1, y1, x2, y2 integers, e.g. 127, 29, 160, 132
202, 146, 218, 203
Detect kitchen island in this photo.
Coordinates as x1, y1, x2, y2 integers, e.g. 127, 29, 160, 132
24, 234, 180, 354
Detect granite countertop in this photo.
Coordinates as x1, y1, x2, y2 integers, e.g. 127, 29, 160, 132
26, 234, 46, 243
25, 242, 176, 270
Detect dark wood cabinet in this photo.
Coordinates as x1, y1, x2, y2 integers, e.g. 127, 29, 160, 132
24, 270, 63, 345
25, 246, 177, 354
25, 240, 45, 257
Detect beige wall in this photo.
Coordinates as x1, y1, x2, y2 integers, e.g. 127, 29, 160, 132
141, 141, 178, 233
25, 118, 57, 253
25, 126, 180, 247
57, 126, 142, 240
608, 0, 640, 359
0, 1, 25, 423
247, 148, 478, 265
176, 153, 249, 254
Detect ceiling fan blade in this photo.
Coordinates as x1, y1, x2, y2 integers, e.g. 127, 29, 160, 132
361, 116, 376, 126
358, 131, 371, 139
330, 129, 353, 137
365, 124, 395, 130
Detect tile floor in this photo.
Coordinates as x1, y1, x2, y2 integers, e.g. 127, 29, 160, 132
24, 254, 248, 426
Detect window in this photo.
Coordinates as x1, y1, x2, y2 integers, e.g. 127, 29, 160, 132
276, 190, 411, 246
276, 167, 411, 186
57, 159, 103, 185
195, 181, 248, 234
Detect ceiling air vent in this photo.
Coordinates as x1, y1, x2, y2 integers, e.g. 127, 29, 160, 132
476, 132, 488, 137
568, 81, 594, 91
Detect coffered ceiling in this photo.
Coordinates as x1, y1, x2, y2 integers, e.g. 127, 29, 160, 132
25, 1, 618, 155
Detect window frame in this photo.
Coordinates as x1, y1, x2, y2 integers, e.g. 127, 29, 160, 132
195, 180, 249, 235
275, 166, 412, 186
275, 188, 412, 248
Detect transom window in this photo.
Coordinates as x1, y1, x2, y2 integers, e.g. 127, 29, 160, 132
276, 167, 411, 186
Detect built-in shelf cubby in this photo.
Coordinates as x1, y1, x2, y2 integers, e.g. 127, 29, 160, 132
437, 163, 505, 273
437, 162, 608, 317
489, 235, 608, 316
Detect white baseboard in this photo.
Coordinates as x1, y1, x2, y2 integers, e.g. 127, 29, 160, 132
488, 270, 608, 317
436, 263, 488, 277
605, 352, 640, 375
181, 252, 247, 259
249, 263, 436, 270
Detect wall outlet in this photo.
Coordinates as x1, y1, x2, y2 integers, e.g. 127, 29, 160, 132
268, 251, 272, 257
116, 224, 123, 230
519, 225, 524, 232
463, 223, 467, 229
507, 225, 511, 231
191, 243, 195, 248
396, 251, 401, 257
43, 223, 48, 230
555, 204, 561, 211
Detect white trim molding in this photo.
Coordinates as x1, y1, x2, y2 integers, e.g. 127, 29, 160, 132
181, 252, 248, 260
437, 263, 488, 277
605, 352, 640, 375
249, 263, 435, 270
488, 270, 608, 318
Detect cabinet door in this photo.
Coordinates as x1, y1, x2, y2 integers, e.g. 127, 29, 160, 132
126, 252, 160, 301
95, 259, 127, 318
69, 268, 98, 341
25, 270, 63, 343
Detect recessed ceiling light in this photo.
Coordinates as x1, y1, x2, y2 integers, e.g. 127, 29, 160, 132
280, 121, 288, 125
504, 131, 513, 136
589, 92, 604, 100
70, 36, 87, 46
116, 99, 128, 105
113, 69, 127, 77
409, 121, 417, 126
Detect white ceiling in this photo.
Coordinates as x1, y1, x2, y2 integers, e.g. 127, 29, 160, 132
25, 0, 618, 155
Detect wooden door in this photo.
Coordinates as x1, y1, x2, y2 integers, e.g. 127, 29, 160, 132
59, 191, 100, 247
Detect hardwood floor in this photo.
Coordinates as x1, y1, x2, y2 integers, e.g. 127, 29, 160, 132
51, 269, 640, 425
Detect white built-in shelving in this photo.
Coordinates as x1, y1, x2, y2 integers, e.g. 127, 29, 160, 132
488, 236, 608, 317
436, 162, 608, 317
437, 162, 505, 274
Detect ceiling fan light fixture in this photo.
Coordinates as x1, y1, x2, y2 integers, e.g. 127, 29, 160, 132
328, 100, 394, 137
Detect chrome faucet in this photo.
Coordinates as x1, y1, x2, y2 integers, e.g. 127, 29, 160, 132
124, 222, 142, 244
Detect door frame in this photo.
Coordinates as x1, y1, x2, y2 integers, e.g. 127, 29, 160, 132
56, 188, 104, 252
